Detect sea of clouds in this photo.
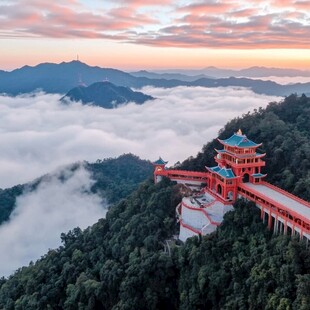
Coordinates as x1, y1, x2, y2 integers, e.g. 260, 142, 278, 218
0, 86, 281, 188
0, 86, 281, 277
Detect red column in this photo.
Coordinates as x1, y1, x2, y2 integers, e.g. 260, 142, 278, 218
268, 210, 272, 230
284, 220, 287, 235
292, 218, 296, 236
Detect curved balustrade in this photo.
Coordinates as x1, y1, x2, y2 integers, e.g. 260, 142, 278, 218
179, 220, 201, 235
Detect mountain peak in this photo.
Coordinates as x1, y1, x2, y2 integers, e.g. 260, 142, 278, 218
61, 81, 154, 109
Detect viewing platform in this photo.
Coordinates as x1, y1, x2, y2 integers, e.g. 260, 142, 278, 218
178, 193, 233, 242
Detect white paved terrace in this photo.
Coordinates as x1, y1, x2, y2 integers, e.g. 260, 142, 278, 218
243, 183, 310, 219
185, 193, 232, 224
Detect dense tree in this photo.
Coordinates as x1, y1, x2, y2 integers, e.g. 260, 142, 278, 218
177, 200, 310, 309
0, 178, 181, 309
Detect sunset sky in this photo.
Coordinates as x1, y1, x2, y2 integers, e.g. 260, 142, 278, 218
1, 0, 310, 70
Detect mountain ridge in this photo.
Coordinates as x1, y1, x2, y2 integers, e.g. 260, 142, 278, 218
154, 66, 310, 78
0, 60, 310, 97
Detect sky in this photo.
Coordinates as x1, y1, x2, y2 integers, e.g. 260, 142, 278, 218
1, 0, 310, 70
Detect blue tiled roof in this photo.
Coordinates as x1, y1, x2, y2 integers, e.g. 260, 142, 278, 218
252, 173, 267, 178
216, 149, 266, 158
153, 157, 168, 165
219, 133, 260, 148
209, 165, 236, 179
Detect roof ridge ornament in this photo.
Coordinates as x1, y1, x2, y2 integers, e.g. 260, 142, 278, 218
237, 129, 243, 135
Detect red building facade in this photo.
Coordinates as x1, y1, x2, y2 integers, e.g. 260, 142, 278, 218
154, 130, 266, 203
206, 129, 266, 201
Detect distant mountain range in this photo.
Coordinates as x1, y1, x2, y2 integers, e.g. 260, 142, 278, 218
0, 61, 309, 97
61, 81, 153, 108
130, 70, 213, 82
150, 66, 310, 78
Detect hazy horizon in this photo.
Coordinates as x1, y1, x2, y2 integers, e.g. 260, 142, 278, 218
2, 60, 310, 73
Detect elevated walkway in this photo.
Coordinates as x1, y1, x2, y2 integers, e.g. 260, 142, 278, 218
238, 182, 310, 238
156, 169, 208, 186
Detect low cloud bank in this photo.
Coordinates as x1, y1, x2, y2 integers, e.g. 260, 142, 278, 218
0, 165, 106, 277
246, 76, 310, 85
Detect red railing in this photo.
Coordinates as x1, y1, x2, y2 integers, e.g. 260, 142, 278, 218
167, 170, 209, 177
203, 200, 218, 208
203, 187, 232, 205
155, 169, 208, 182
180, 220, 201, 235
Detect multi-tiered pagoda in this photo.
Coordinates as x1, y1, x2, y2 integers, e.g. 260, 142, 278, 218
206, 129, 266, 201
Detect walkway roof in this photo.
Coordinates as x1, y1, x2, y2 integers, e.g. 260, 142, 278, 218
244, 183, 310, 219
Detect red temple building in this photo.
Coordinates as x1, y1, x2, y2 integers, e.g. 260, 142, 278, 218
206, 128, 266, 201
153, 130, 310, 242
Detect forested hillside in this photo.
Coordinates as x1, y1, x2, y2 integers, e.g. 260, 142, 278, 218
1, 95, 310, 309
0, 154, 153, 225
0, 178, 181, 309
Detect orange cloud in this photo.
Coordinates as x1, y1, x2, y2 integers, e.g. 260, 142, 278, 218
122, 0, 174, 8
294, 0, 310, 9
179, 1, 236, 15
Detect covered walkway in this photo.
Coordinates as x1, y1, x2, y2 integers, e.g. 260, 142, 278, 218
239, 182, 310, 241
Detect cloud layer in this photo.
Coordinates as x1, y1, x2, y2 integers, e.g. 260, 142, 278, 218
1, 0, 310, 48
0, 165, 107, 277
0, 86, 280, 188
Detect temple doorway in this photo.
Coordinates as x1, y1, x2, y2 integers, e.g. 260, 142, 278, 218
217, 184, 222, 196
243, 173, 250, 183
